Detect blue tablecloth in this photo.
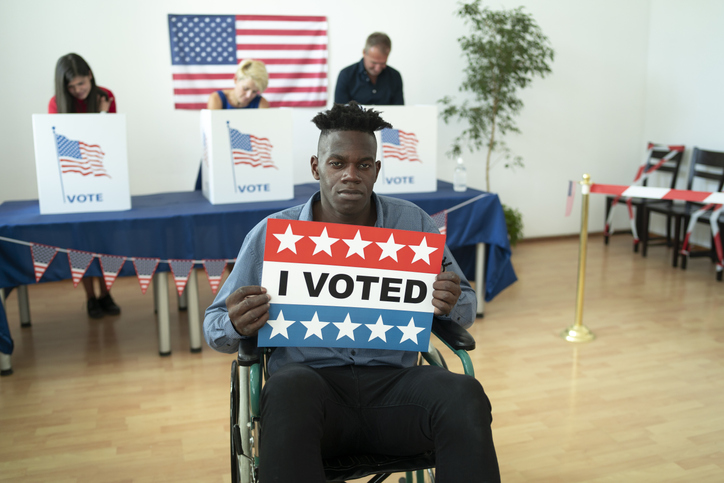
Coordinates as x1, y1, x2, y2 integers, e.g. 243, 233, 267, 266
0, 181, 516, 354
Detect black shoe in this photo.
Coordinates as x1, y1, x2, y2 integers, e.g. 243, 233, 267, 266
98, 294, 121, 315
87, 298, 104, 319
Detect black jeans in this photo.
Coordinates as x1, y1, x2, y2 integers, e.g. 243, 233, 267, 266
259, 363, 500, 482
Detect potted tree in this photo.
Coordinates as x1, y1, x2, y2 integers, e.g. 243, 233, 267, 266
440, 0, 554, 246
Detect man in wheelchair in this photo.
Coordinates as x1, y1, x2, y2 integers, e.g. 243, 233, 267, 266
204, 102, 500, 482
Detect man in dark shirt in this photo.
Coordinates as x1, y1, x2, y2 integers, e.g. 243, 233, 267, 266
334, 32, 404, 105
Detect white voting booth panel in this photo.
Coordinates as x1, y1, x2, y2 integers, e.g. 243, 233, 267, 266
200, 109, 294, 204
32, 114, 131, 215
372, 105, 437, 194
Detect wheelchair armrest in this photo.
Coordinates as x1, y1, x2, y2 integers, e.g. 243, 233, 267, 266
431, 319, 475, 352
237, 336, 261, 367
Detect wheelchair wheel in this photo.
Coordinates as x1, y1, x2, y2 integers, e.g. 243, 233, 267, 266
230, 359, 240, 483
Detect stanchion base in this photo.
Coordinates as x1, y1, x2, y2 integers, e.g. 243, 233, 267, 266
21, 321, 32, 328
159, 351, 172, 357
190, 347, 202, 354
561, 324, 595, 343
1, 368, 14, 376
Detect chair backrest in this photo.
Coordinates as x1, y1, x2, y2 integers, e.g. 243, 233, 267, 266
685, 147, 724, 192
641, 143, 685, 188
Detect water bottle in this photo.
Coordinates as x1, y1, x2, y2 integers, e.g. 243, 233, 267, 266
453, 157, 467, 192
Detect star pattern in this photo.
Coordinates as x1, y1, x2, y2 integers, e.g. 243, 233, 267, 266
274, 224, 303, 254
301, 312, 329, 340
366, 316, 393, 342
309, 227, 339, 256
398, 317, 425, 344
377, 234, 405, 262
409, 236, 438, 265
334, 314, 361, 341
342, 230, 372, 259
267, 310, 295, 339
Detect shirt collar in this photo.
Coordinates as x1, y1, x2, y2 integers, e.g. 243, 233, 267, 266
300, 191, 385, 227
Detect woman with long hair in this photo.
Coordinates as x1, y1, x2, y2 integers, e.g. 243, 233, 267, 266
48, 53, 120, 318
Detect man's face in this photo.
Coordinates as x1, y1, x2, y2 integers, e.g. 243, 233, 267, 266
311, 130, 381, 225
362, 45, 389, 79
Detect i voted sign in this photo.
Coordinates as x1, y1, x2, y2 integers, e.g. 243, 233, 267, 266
259, 219, 446, 351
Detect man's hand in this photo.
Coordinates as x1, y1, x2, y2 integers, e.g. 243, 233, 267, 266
226, 286, 271, 337
432, 271, 461, 316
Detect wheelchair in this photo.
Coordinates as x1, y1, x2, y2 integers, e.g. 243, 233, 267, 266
229, 319, 477, 483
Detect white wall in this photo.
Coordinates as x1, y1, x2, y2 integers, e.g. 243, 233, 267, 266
0, 0, 693, 239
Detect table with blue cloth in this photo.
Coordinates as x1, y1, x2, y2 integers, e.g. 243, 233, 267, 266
0, 181, 516, 375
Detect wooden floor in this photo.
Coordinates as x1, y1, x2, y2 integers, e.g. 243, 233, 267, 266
1, 234, 723, 482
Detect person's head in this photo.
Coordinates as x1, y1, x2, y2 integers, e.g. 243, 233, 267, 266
54, 53, 101, 113
362, 32, 392, 80
310, 102, 392, 225
234, 59, 269, 106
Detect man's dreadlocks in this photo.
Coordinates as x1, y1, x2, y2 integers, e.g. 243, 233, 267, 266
311, 101, 392, 137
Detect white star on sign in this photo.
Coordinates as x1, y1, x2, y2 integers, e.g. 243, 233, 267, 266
268, 311, 295, 339
273, 224, 303, 254
377, 234, 405, 262
309, 227, 339, 256
343, 230, 372, 259
409, 236, 438, 265
398, 317, 425, 344
301, 312, 329, 340
366, 316, 393, 342
334, 314, 361, 341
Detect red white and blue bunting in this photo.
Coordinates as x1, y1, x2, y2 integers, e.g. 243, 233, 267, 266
0, 235, 233, 296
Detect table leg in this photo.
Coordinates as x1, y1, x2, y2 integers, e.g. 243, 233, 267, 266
475, 243, 486, 318
0, 289, 12, 375
154, 272, 171, 356
18, 285, 31, 328
178, 285, 188, 311
187, 269, 202, 353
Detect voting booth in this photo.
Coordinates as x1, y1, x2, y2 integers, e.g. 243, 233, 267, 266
31, 114, 131, 215
200, 109, 294, 204
371, 105, 438, 194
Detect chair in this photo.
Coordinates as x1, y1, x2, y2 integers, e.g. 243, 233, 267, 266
604, 143, 685, 252
229, 319, 477, 483
642, 148, 724, 270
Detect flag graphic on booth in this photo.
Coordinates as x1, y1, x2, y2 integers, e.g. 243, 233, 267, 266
168, 14, 328, 109
67, 250, 95, 287
381, 128, 421, 163
30, 244, 58, 282
259, 219, 446, 351
53, 128, 110, 178
228, 123, 275, 169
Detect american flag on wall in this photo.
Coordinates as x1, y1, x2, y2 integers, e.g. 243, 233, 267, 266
168, 14, 328, 109
381, 128, 421, 163
54, 130, 110, 178
229, 125, 276, 169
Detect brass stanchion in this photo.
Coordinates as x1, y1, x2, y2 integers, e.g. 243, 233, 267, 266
561, 174, 595, 343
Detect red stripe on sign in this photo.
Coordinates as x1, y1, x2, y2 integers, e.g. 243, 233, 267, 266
269, 100, 326, 107
238, 44, 327, 50
661, 189, 711, 202
590, 184, 628, 196
236, 29, 327, 36
264, 86, 327, 94
235, 15, 327, 22
173, 73, 234, 80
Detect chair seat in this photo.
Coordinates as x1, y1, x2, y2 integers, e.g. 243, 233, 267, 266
323, 451, 435, 481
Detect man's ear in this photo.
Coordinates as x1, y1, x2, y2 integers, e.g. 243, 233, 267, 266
311, 155, 321, 180
373, 160, 381, 183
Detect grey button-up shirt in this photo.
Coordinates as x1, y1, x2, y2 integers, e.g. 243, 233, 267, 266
203, 191, 476, 375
